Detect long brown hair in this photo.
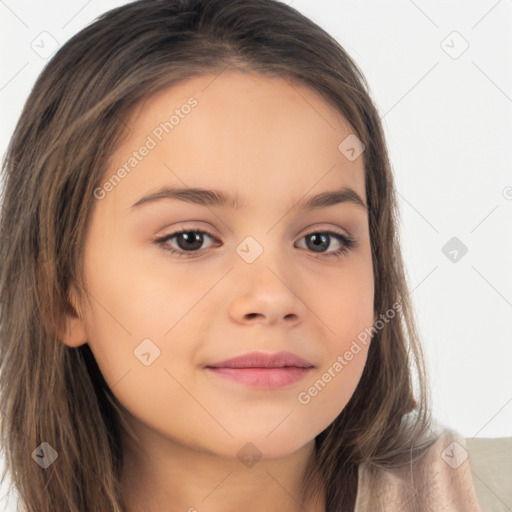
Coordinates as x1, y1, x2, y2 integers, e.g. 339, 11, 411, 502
0, 1, 435, 510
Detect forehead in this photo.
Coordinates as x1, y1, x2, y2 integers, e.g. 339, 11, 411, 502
127, 69, 352, 132
104, 70, 366, 212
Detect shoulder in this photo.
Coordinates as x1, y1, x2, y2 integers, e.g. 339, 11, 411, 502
354, 426, 483, 511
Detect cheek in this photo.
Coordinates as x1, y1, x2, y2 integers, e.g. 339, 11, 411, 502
79, 244, 226, 429
297, 257, 374, 417
77, 252, 174, 391
308, 252, 375, 347
81, 243, 213, 349
301, 341, 370, 416
295, 307, 372, 433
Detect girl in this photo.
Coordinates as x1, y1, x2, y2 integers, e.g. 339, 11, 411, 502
0, 1, 482, 511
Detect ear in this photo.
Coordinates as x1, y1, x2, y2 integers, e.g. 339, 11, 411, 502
57, 286, 88, 348
59, 316, 88, 348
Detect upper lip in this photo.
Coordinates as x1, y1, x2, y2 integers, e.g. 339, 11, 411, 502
206, 351, 314, 369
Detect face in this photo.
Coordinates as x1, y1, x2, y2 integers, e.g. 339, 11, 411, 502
63, 70, 374, 462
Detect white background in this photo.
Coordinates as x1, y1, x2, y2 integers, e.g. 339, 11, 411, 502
1, 0, 511, 508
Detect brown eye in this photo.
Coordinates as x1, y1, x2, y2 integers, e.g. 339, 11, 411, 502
296, 230, 357, 258
154, 227, 357, 259
154, 229, 217, 257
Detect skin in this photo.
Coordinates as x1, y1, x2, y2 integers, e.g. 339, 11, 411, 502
61, 70, 375, 512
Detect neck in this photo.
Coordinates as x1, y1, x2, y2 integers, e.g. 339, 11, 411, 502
119, 420, 326, 512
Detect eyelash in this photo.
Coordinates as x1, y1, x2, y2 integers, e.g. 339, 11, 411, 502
153, 227, 357, 260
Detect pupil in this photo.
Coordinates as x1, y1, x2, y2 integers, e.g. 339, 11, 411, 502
308, 233, 328, 252
178, 232, 203, 251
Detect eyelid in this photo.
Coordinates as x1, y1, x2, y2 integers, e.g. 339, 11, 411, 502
296, 223, 351, 239
157, 221, 352, 239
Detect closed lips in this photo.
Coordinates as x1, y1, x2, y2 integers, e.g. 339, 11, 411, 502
205, 350, 314, 369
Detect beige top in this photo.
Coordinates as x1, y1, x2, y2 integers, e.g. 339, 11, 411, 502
354, 427, 482, 511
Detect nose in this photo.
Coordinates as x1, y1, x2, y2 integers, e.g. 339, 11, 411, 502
228, 259, 306, 327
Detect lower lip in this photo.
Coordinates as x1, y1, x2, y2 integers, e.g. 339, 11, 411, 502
205, 367, 313, 389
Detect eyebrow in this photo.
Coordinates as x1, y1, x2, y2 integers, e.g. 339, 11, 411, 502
130, 185, 368, 212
